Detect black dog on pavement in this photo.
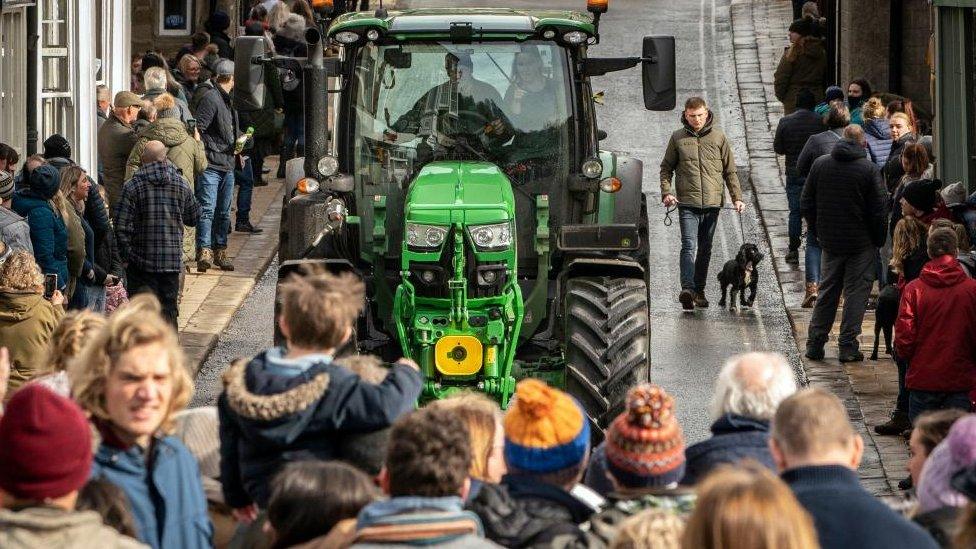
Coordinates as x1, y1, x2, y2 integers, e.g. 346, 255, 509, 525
871, 283, 900, 360
718, 243, 764, 311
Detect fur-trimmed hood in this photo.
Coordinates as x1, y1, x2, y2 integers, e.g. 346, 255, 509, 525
222, 357, 331, 421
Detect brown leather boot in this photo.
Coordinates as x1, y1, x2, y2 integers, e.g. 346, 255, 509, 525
197, 248, 213, 273
214, 248, 235, 271
802, 282, 818, 308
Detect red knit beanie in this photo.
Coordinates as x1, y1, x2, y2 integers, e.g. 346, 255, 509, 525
605, 384, 686, 488
0, 385, 93, 500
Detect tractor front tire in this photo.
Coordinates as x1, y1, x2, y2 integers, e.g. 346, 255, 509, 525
564, 276, 650, 435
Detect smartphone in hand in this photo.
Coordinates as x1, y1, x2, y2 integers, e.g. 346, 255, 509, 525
43, 274, 57, 299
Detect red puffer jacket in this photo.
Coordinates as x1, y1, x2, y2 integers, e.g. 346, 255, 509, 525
896, 255, 976, 392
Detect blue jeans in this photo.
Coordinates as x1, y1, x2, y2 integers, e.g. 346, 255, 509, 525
196, 168, 234, 250
909, 389, 971, 423
678, 206, 720, 292
785, 175, 805, 244
68, 279, 106, 313
806, 229, 822, 284
235, 156, 254, 225
895, 351, 909, 414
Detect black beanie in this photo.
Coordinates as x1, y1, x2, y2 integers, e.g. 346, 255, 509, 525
789, 18, 814, 38
42, 134, 71, 160
902, 179, 942, 214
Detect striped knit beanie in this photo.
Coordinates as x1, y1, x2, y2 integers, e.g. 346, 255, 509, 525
504, 379, 590, 476
605, 384, 685, 488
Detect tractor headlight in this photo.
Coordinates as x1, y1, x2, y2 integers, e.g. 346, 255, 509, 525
562, 31, 588, 45
317, 155, 339, 177
582, 158, 604, 179
468, 222, 512, 251
334, 31, 361, 45
406, 223, 448, 249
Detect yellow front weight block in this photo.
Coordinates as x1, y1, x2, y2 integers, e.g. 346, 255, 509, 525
434, 335, 483, 376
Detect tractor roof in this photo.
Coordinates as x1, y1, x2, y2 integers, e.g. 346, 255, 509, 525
329, 7, 595, 38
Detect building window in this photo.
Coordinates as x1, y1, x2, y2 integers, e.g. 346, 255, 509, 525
159, 0, 192, 36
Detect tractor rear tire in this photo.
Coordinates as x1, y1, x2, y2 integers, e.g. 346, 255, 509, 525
564, 276, 650, 435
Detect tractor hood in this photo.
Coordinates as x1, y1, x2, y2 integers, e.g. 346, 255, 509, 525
405, 161, 515, 226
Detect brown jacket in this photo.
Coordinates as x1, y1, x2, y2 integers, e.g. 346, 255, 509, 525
773, 36, 827, 114
97, 112, 139, 210
659, 111, 742, 208
0, 289, 64, 393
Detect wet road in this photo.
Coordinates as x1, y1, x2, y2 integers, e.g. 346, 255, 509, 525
192, 0, 802, 443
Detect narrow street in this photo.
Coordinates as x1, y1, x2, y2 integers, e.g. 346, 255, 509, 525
193, 0, 802, 443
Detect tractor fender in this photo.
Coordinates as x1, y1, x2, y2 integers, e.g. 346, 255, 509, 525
283, 192, 334, 260
560, 257, 645, 282
611, 154, 644, 225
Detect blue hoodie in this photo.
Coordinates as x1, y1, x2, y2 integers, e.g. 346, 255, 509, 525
218, 348, 422, 508
11, 164, 68, 289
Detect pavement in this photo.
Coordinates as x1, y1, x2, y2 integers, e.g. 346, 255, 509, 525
729, 0, 905, 494
177, 159, 282, 375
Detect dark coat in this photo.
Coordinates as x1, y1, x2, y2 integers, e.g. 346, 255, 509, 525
11, 166, 69, 288
884, 135, 916, 193
774, 108, 825, 177
272, 34, 308, 115
896, 255, 976, 392
97, 112, 139, 209
913, 506, 960, 549
217, 350, 422, 508
773, 37, 827, 114
796, 127, 844, 177
682, 414, 775, 485
801, 139, 887, 254
863, 118, 893, 168
466, 476, 593, 548
783, 465, 938, 549
194, 80, 238, 171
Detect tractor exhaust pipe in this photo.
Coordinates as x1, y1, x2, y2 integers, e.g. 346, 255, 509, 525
303, 27, 329, 179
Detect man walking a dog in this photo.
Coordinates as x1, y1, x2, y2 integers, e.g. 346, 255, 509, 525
661, 96, 745, 310
801, 125, 886, 362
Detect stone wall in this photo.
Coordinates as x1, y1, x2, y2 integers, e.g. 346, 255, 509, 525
131, 0, 239, 60
899, 0, 933, 119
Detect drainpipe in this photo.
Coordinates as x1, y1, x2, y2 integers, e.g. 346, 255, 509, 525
26, 4, 38, 155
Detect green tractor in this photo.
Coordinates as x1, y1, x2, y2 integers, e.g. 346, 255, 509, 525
235, 1, 676, 428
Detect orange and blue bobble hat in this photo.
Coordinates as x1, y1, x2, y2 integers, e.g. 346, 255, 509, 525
605, 384, 686, 488
503, 378, 590, 475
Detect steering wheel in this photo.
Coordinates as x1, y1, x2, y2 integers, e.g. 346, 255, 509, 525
454, 110, 493, 136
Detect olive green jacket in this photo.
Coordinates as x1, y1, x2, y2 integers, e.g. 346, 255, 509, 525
773, 36, 827, 114
125, 117, 208, 185
659, 112, 742, 208
0, 290, 64, 393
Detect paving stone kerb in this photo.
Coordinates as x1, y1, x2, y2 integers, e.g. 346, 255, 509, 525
729, 0, 904, 495
177, 162, 283, 375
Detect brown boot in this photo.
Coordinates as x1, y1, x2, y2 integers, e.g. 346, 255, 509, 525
802, 282, 818, 308
214, 248, 235, 271
197, 248, 213, 273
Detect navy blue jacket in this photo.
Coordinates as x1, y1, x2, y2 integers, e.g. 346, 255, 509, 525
218, 349, 423, 508
91, 434, 213, 549
682, 414, 774, 485
863, 118, 893, 168
783, 465, 938, 549
11, 165, 69, 289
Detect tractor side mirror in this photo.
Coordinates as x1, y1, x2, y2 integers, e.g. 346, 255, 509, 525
384, 48, 412, 69
234, 36, 268, 112
641, 36, 676, 111
597, 129, 608, 141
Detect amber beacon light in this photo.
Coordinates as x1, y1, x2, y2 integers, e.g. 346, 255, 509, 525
311, 0, 334, 12
587, 0, 608, 14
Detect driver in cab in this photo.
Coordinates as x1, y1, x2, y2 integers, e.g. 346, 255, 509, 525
384, 53, 512, 156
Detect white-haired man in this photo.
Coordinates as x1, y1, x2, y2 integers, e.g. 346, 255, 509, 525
681, 352, 797, 484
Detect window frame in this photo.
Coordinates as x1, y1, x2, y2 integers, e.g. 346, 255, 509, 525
158, 0, 193, 36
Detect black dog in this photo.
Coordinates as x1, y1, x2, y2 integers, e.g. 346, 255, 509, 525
871, 283, 900, 360
718, 243, 764, 310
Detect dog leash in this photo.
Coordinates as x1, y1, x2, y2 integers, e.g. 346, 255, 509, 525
663, 204, 742, 227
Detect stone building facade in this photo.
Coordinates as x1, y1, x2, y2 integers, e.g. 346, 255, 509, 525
131, 0, 241, 58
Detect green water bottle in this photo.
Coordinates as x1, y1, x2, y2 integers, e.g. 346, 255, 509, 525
235, 126, 255, 154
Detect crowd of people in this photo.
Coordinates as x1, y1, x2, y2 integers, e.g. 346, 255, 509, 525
773, 1, 976, 492
2, 269, 976, 548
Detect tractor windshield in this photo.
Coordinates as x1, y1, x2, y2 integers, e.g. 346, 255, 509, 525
350, 40, 572, 188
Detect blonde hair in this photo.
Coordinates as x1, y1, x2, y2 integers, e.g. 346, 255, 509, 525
682, 464, 819, 549
0, 250, 44, 292
891, 216, 927, 275
889, 111, 913, 129
268, 1, 292, 32
611, 508, 685, 549
58, 165, 87, 215
861, 97, 886, 120
771, 387, 856, 459
176, 54, 201, 77
42, 310, 106, 376
70, 294, 192, 434
153, 92, 176, 113
427, 392, 503, 481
